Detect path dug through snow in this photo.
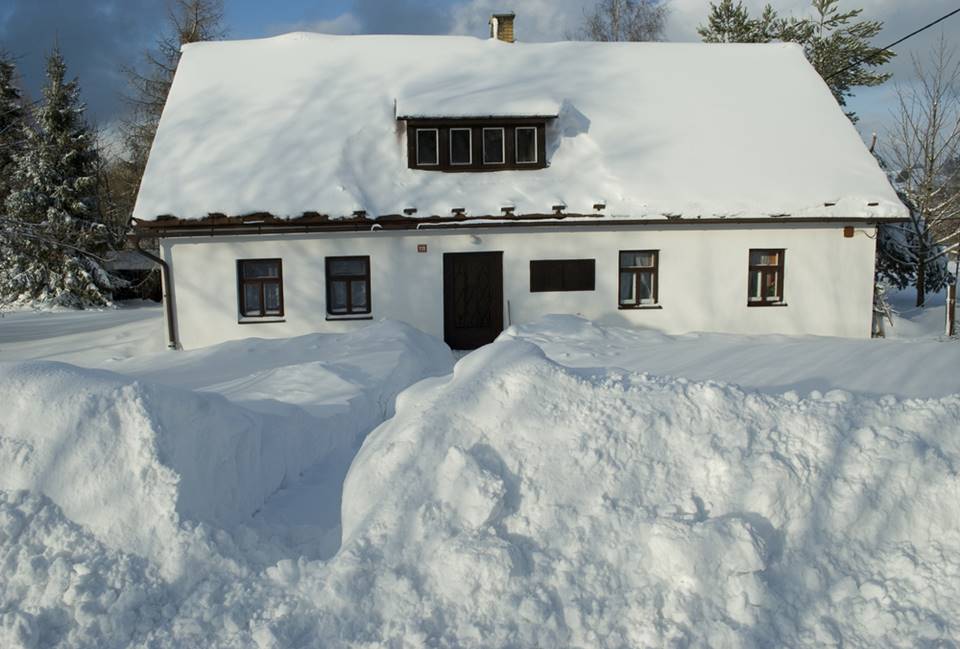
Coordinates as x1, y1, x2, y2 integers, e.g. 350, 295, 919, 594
0, 321, 454, 612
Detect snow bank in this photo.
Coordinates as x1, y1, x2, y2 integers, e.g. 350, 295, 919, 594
0, 490, 169, 649
0, 361, 324, 567
3, 314, 958, 647
321, 340, 960, 646
0, 321, 457, 648
0, 489, 309, 649
501, 314, 960, 398
123, 319, 455, 426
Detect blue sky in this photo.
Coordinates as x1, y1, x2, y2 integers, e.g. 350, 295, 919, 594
1, 0, 958, 143
226, 0, 355, 38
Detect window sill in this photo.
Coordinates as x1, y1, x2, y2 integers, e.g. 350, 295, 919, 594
326, 315, 373, 321
619, 304, 663, 310
747, 302, 788, 307
238, 317, 286, 324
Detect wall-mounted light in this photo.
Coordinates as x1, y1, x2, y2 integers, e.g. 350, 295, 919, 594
470, 234, 482, 244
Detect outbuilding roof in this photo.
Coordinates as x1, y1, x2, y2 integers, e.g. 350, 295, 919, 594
133, 32, 907, 223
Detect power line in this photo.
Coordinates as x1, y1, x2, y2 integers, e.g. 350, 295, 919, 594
825, 6, 960, 81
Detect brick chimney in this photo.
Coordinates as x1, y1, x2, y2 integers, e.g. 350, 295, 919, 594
489, 12, 516, 43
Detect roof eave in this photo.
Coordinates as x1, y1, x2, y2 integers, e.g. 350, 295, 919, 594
132, 213, 908, 238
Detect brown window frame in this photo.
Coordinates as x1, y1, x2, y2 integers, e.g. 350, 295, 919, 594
747, 249, 786, 306
415, 128, 439, 166
618, 250, 659, 309
449, 127, 473, 166
529, 259, 596, 292
325, 255, 372, 316
405, 118, 548, 172
237, 258, 284, 319
482, 127, 506, 165
515, 126, 538, 164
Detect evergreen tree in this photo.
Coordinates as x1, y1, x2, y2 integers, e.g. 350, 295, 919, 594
2, 48, 116, 308
698, 0, 892, 122
697, 1, 787, 43
804, 0, 892, 119
874, 201, 951, 298
0, 52, 26, 204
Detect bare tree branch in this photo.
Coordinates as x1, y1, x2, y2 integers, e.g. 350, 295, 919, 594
882, 34, 960, 306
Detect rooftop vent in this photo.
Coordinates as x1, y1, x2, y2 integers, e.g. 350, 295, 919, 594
489, 12, 516, 43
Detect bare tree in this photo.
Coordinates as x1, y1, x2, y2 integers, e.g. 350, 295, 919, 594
577, 0, 668, 42
882, 35, 960, 307
116, 0, 225, 223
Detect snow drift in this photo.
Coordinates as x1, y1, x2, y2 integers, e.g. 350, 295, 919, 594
500, 314, 960, 398
3, 318, 960, 647
0, 361, 324, 568
0, 490, 169, 649
321, 340, 960, 647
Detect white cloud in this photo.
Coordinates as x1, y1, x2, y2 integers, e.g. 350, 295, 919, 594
269, 12, 363, 36
308, 12, 364, 35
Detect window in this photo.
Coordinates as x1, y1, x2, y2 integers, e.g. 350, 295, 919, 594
326, 256, 371, 315
748, 249, 785, 306
482, 127, 505, 164
416, 129, 438, 166
238, 259, 283, 318
405, 120, 546, 171
619, 251, 658, 307
530, 259, 595, 292
450, 128, 472, 165
515, 127, 537, 164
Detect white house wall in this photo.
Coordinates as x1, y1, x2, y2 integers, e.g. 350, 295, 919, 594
161, 224, 877, 349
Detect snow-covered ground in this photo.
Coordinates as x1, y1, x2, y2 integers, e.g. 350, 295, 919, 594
0, 292, 957, 647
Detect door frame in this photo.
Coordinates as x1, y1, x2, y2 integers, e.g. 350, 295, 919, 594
442, 251, 504, 350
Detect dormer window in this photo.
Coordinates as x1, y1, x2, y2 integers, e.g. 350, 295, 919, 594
516, 127, 538, 164
450, 128, 472, 165
416, 129, 439, 166
405, 118, 547, 172
482, 128, 505, 164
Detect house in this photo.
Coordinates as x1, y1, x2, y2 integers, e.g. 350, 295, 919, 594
132, 14, 907, 350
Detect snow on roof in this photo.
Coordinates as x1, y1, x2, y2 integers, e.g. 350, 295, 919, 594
133, 32, 907, 222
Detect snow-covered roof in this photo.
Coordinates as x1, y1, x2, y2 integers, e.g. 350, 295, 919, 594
133, 33, 907, 222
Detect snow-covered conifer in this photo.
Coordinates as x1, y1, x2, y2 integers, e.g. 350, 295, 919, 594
698, 0, 893, 122
0, 52, 25, 202
2, 48, 116, 308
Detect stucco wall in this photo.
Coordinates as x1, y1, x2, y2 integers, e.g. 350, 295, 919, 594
161, 223, 878, 349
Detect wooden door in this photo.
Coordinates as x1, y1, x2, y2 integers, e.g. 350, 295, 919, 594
443, 252, 504, 350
